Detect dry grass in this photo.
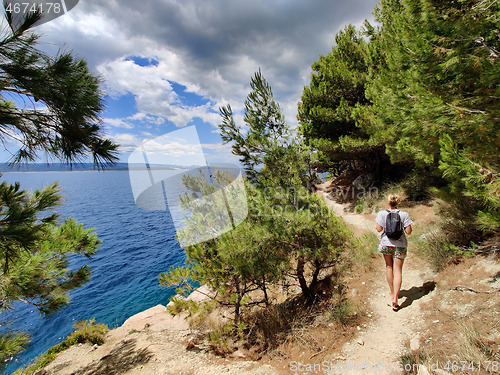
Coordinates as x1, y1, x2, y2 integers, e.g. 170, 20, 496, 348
399, 256, 500, 375
255, 249, 377, 372
244, 276, 364, 350
349, 232, 379, 270
259, 294, 367, 373
176, 269, 367, 364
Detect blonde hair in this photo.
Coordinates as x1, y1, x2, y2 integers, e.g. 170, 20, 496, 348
388, 194, 400, 207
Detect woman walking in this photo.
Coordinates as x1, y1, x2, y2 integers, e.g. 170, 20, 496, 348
375, 194, 413, 311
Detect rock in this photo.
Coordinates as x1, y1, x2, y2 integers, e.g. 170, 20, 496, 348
416, 365, 431, 375
230, 349, 246, 358
116, 304, 190, 333
187, 285, 215, 303
352, 173, 374, 190
419, 228, 440, 241
410, 336, 421, 351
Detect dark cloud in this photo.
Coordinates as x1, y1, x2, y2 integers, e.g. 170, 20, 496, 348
38, 0, 378, 124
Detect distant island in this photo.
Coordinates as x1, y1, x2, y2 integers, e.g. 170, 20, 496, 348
0, 163, 208, 172
0, 162, 130, 172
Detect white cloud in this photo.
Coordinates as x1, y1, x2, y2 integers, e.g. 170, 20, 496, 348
109, 133, 143, 153
145, 140, 201, 157
104, 113, 166, 130
97, 56, 222, 128
104, 118, 134, 129
98, 58, 177, 105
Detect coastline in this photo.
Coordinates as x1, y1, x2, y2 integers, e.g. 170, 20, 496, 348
112, 284, 215, 335
118, 285, 214, 334
39, 285, 280, 375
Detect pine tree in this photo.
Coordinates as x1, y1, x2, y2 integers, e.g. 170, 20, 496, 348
299, 25, 369, 141
439, 134, 499, 231
298, 25, 388, 179
0, 182, 100, 365
0, 7, 116, 366
0, 9, 118, 166
364, 0, 499, 168
361, 0, 499, 235
219, 70, 313, 189
161, 71, 353, 321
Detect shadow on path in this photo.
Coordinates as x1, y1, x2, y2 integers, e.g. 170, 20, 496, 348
75, 338, 154, 375
399, 281, 436, 310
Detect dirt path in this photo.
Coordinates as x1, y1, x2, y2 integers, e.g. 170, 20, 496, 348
318, 190, 374, 231
326, 264, 435, 375
316, 189, 437, 375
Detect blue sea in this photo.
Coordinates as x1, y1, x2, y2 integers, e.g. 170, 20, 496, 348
0, 171, 185, 374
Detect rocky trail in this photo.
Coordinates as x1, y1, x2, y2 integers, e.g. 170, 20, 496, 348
314, 189, 437, 375
326, 265, 436, 375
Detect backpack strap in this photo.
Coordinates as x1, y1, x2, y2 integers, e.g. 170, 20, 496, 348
383, 210, 389, 236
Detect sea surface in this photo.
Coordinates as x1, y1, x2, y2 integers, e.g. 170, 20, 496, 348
0, 170, 185, 374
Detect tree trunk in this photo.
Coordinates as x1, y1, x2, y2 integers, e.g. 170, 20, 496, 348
296, 255, 312, 301
262, 275, 269, 307
234, 276, 242, 323
310, 259, 321, 291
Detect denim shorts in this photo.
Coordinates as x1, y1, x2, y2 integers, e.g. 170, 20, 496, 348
378, 244, 407, 259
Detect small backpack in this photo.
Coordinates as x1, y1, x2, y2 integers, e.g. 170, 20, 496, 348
385, 210, 404, 240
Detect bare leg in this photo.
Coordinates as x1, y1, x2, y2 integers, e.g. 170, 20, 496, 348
392, 257, 405, 306
383, 254, 394, 299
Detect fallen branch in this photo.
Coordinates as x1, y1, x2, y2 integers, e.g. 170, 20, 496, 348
309, 347, 328, 360
452, 285, 500, 294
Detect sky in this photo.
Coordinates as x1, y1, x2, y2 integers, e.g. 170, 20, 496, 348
2, 0, 379, 165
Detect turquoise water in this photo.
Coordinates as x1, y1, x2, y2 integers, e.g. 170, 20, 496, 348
0, 171, 185, 374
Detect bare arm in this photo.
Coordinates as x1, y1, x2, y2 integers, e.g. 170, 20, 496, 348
404, 225, 412, 235
375, 223, 384, 233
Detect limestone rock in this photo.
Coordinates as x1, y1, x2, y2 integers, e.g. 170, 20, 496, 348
416, 365, 431, 375
410, 335, 421, 351
352, 173, 374, 190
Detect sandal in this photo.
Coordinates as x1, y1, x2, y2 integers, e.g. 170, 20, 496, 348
392, 303, 400, 311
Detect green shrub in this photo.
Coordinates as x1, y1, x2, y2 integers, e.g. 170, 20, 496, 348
399, 351, 427, 374
354, 200, 364, 214
13, 319, 108, 374
65, 319, 108, 346
401, 173, 431, 202
350, 233, 378, 269
418, 229, 478, 271
329, 298, 354, 326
